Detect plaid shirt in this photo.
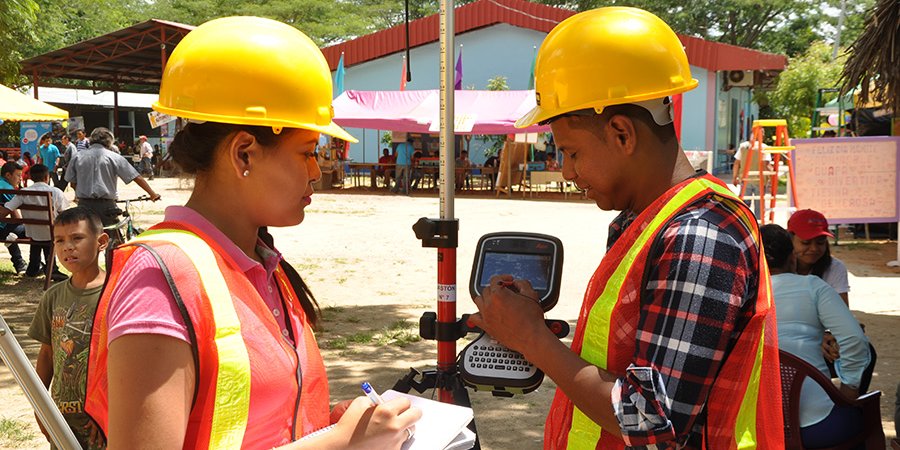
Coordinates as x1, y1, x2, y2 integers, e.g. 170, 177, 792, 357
607, 195, 760, 449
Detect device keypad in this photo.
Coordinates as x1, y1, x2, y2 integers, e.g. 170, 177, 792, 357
466, 343, 535, 375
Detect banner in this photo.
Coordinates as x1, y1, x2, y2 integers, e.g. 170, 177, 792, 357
19, 122, 52, 157
148, 110, 176, 129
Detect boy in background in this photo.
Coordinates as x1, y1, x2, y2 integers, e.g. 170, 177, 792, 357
28, 207, 108, 449
0, 164, 68, 280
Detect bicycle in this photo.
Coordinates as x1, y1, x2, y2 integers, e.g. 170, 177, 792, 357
103, 196, 153, 264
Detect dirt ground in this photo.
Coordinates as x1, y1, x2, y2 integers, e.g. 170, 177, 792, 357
1, 176, 897, 449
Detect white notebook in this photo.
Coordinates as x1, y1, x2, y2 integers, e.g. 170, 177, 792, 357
298, 390, 475, 449
382, 390, 475, 450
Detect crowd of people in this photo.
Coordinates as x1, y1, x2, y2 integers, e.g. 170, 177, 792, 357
1, 127, 161, 279
0, 6, 895, 450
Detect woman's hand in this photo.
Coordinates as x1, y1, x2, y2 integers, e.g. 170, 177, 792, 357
821, 332, 840, 362
329, 396, 421, 450
330, 399, 353, 424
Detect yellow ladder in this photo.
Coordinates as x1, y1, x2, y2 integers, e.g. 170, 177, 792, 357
739, 119, 798, 224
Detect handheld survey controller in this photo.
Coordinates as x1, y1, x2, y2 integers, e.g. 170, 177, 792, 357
459, 232, 565, 395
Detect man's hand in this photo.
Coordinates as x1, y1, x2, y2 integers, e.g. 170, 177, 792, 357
149, 192, 161, 201
468, 274, 548, 354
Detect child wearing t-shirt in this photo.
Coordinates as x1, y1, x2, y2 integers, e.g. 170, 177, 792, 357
28, 207, 109, 449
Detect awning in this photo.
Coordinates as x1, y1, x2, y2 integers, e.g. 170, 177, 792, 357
333, 89, 549, 135
0, 84, 69, 122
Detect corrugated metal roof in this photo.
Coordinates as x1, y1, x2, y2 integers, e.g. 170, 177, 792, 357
19, 20, 195, 92
322, 0, 787, 72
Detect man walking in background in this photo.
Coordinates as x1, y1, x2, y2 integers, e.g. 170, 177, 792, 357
137, 135, 154, 180
65, 128, 160, 227
58, 134, 78, 191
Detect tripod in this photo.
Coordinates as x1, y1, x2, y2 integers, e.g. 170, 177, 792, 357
0, 313, 82, 449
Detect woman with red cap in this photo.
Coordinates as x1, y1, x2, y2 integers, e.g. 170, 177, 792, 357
787, 209, 850, 305
787, 208, 877, 394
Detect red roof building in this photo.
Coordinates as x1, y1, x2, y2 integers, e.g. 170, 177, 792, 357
323, 0, 787, 168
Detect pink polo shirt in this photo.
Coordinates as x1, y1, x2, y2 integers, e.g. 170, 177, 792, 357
107, 206, 292, 345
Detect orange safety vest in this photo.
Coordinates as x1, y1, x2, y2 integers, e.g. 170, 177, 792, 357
544, 174, 783, 449
85, 221, 330, 449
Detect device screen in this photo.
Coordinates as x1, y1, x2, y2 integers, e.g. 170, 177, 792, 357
479, 252, 552, 291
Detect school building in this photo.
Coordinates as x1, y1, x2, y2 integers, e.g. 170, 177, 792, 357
322, 0, 787, 172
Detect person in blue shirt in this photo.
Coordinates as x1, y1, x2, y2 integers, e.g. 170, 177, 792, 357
391, 137, 414, 195
37, 134, 61, 187
0, 162, 28, 274
760, 223, 869, 448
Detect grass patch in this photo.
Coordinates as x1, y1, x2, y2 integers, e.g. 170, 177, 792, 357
320, 320, 421, 350
295, 262, 322, 272
373, 320, 420, 347
0, 417, 35, 446
322, 337, 349, 350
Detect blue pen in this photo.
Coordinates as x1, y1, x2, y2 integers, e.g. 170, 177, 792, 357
361, 382, 384, 405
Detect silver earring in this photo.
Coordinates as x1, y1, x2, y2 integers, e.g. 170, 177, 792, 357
243, 170, 250, 177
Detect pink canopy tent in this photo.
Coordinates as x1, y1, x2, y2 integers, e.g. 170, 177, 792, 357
332, 89, 549, 134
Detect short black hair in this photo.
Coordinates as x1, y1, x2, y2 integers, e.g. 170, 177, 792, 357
40, 133, 51, 142
547, 104, 677, 145
29, 163, 49, 181
54, 206, 103, 235
760, 224, 794, 270
1, 161, 22, 177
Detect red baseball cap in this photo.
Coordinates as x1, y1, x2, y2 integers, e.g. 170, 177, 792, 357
787, 209, 833, 240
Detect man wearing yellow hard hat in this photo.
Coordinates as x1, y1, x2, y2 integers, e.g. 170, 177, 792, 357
83, 16, 420, 449
469, 7, 784, 449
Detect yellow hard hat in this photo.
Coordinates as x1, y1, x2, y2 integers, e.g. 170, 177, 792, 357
516, 7, 698, 128
153, 16, 357, 143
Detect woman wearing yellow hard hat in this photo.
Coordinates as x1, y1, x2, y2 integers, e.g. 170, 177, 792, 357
471, 7, 785, 449
83, 16, 420, 449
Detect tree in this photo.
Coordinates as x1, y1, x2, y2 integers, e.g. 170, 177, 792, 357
765, 42, 846, 138
527, 0, 873, 57
840, 0, 900, 114
0, 0, 38, 85
151, 0, 385, 45
481, 75, 509, 156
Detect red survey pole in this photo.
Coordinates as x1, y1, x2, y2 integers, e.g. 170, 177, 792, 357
435, 0, 457, 404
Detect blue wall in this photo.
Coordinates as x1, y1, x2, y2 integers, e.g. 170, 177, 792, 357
333, 23, 757, 165
334, 24, 547, 163
679, 65, 708, 152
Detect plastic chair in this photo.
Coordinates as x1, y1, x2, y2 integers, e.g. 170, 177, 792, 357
779, 349, 885, 449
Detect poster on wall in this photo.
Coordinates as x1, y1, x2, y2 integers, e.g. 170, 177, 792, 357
66, 116, 85, 135
19, 122, 52, 156
792, 136, 899, 224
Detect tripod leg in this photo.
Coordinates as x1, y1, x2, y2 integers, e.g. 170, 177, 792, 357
0, 313, 81, 449
393, 367, 482, 449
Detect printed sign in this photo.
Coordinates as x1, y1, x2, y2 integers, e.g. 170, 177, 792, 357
437, 284, 456, 303
792, 137, 899, 223
148, 110, 176, 128
19, 122, 52, 157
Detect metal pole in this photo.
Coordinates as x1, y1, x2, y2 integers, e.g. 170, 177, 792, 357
0, 314, 81, 449
437, 0, 456, 404
833, 0, 846, 59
